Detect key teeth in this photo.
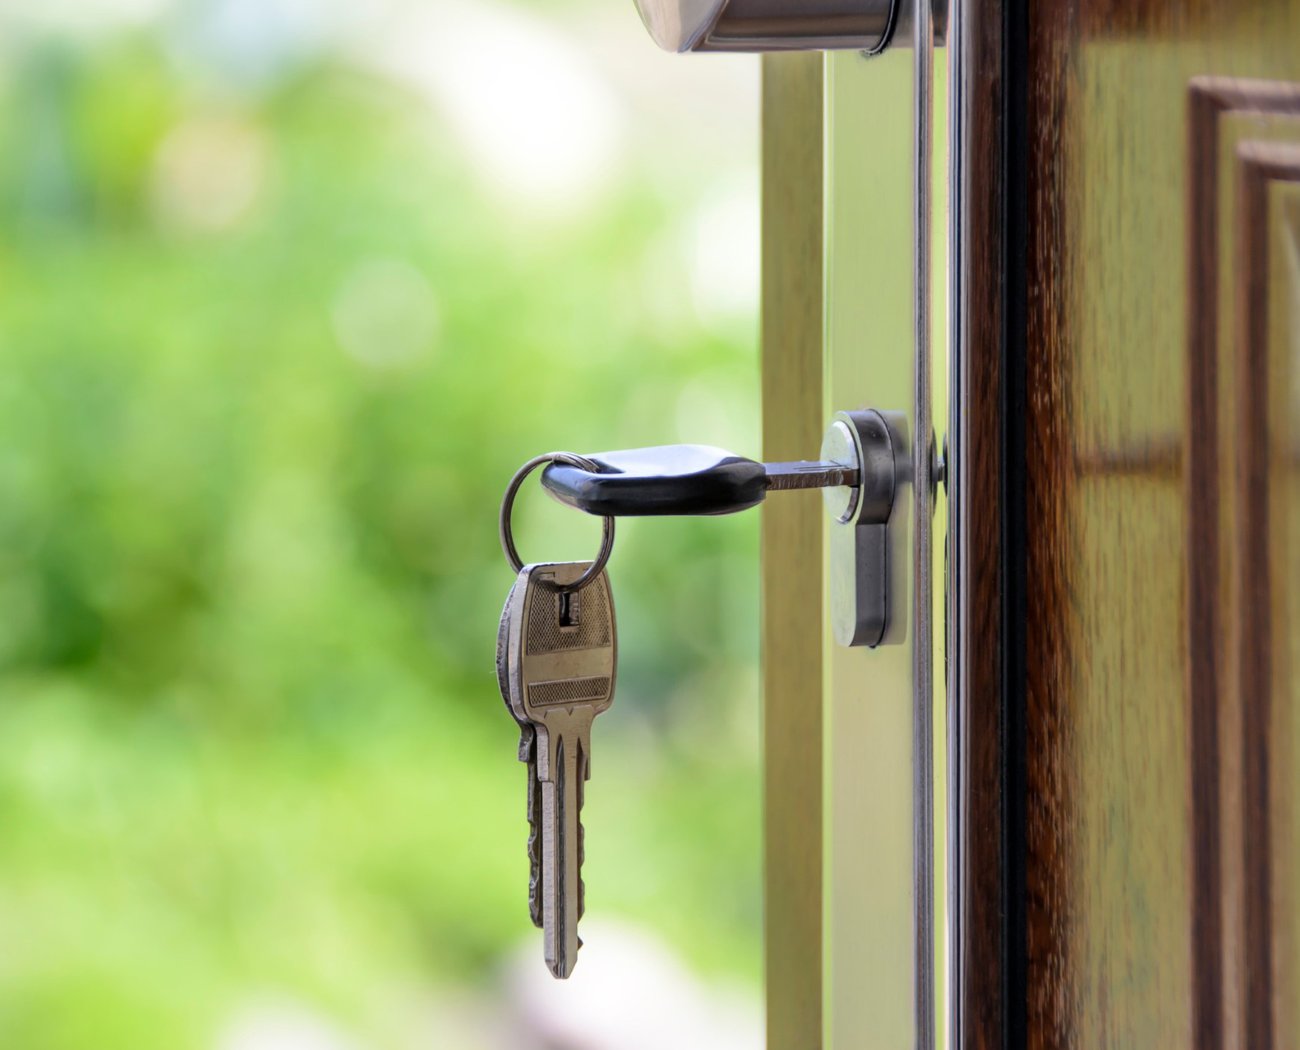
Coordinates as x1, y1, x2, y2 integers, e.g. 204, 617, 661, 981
526, 748, 544, 928
528, 821, 543, 929
529, 878, 542, 928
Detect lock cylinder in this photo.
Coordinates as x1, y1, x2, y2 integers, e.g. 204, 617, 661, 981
632, 0, 902, 53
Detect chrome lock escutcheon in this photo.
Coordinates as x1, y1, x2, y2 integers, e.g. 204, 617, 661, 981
537, 408, 907, 648
820, 409, 906, 648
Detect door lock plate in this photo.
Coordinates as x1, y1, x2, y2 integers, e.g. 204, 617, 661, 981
821, 409, 907, 648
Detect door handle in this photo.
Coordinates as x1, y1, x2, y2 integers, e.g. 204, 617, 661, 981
534, 409, 909, 647
632, 0, 901, 53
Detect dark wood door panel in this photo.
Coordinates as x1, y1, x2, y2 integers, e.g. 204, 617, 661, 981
1187, 82, 1300, 1050
957, 3, 1300, 1049
1236, 146, 1300, 1050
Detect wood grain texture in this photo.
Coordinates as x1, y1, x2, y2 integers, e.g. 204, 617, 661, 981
1187, 80, 1300, 1050
1006, 5, 1300, 1050
950, 0, 1011, 1047
1262, 190, 1300, 1050
1076, 0, 1242, 37
760, 51, 824, 1050
1268, 189, 1300, 1050
1234, 141, 1300, 1050
1023, 7, 1082, 1047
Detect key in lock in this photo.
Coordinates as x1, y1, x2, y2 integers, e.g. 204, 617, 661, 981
540, 408, 911, 647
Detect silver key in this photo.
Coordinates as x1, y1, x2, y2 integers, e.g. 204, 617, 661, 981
500, 560, 617, 979
496, 572, 544, 929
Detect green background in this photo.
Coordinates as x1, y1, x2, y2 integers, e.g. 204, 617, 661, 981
0, 2, 762, 1045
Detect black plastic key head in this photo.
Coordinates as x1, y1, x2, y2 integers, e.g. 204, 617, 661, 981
541, 445, 767, 517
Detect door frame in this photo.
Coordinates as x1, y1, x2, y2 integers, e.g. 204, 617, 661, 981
759, 3, 1018, 1044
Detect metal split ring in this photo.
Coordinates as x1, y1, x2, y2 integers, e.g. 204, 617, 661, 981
499, 452, 615, 592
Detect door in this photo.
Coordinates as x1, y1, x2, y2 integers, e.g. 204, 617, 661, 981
754, 1, 1300, 1049
949, 2, 1300, 1049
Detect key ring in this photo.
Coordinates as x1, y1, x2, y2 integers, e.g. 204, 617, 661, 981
499, 452, 615, 592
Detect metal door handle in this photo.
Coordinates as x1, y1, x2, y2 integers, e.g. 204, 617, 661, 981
631, 0, 902, 53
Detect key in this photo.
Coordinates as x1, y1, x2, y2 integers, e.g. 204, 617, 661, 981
496, 572, 544, 929
499, 560, 617, 979
539, 443, 859, 516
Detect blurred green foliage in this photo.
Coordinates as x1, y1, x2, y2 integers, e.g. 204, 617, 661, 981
0, 10, 760, 1046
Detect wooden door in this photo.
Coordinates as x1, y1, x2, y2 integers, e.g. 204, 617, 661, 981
755, 0, 1300, 1045
759, 2, 1300, 1048
951, 2, 1300, 1049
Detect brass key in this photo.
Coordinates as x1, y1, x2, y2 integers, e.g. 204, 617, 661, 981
499, 561, 616, 979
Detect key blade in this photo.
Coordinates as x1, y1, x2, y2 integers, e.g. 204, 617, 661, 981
763, 459, 859, 490
541, 729, 584, 978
